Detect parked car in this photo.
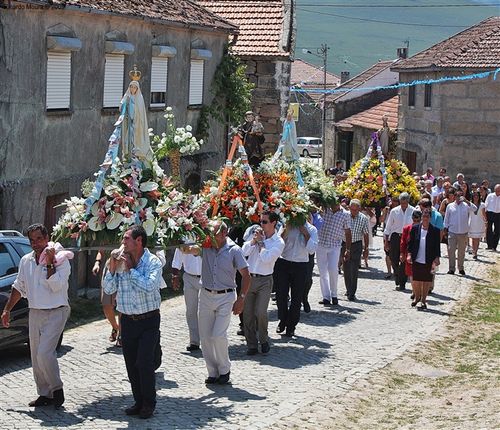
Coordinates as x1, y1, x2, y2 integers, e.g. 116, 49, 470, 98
297, 137, 322, 158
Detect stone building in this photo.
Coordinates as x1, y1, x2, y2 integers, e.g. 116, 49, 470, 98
197, 0, 296, 152
290, 58, 340, 138
325, 60, 399, 169
392, 16, 500, 182
0, 0, 237, 232
335, 95, 398, 164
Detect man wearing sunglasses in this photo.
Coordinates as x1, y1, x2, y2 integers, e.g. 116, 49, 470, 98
242, 211, 284, 355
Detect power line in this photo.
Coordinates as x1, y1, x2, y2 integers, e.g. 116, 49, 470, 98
297, 7, 471, 28
297, 3, 500, 7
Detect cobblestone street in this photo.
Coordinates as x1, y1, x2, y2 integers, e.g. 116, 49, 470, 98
0, 235, 496, 429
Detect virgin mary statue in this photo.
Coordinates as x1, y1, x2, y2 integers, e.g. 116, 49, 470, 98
120, 78, 153, 163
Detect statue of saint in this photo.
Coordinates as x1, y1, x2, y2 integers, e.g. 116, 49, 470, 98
238, 111, 264, 168
120, 80, 153, 163
377, 114, 390, 156
281, 109, 299, 162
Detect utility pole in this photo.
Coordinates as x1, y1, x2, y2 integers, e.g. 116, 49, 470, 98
303, 44, 329, 167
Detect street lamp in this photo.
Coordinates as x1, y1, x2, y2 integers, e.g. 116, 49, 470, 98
302, 44, 329, 167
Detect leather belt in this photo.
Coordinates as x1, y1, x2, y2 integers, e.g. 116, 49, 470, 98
204, 288, 235, 294
123, 309, 159, 321
250, 273, 272, 278
185, 273, 201, 278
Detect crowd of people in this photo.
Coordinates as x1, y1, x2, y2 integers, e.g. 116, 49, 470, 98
1, 167, 498, 420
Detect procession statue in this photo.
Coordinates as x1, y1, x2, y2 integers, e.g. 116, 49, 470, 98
238, 111, 265, 168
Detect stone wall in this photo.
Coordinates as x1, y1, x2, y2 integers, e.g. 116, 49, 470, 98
0, 8, 228, 232
243, 57, 292, 153
398, 71, 500, 183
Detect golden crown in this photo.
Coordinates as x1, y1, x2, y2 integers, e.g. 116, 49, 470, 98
129, 65, 142, 81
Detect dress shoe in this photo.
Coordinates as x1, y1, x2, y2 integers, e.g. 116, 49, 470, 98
411, 301, 418, 307
348, 295, 357, 302
319, 299, 330, 305
331, 297, 339, 306
246, 348, 258, 356
276, 322, 286, 333
284, 329, 295, 337
459, 270, 466, 275
261, 342, 270, 354
186, 344, 200, 352
139, 405, 155, 419
205, 376, 218, 384
410, 293, 415, 300
303, 301, 311, 313
125, 404, 142, 416
472, 255, 478, 260
52, 388, 65, 409
217, 372, 231, 385
447, 270, 455, 274
28, 396, 53, 407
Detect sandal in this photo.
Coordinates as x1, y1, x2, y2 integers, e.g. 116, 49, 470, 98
115, 335, 122, 347
109, 328, 118, 343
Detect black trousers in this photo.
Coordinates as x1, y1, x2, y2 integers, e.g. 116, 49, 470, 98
275, 258, 308, 331
343, 241, 363, 298
486, 211, 500, 250
303, 253, 315, 305
121, 312, 160, 408
389, 232, 407, 288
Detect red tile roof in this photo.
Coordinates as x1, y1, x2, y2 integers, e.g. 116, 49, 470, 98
328, 60, 396, 102
335, 96, 399, 131
45, 0, 237, 32
393, 16, 500, 71
197, 0, 292, 58
291, 58, 340, 86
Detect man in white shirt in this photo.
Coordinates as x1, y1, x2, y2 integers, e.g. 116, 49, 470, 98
172, 247, 202, 352
384, 193, 415, 290
431, 177, 444, 209
444, 190, 477, 275
485, 184, 500, 251
242, 211, 284, 355
1, 224, 71, 409
275, 220, 318, 337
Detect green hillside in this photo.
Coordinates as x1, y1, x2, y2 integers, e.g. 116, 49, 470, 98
296, 0, 500, 75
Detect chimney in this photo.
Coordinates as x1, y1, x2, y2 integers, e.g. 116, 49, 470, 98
397, 47, 408, 59
340, 71, 350, 84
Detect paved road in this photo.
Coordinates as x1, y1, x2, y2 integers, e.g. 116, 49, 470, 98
0, 235, 495, 429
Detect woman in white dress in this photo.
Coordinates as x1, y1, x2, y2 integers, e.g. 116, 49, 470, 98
468, 191, 487, 259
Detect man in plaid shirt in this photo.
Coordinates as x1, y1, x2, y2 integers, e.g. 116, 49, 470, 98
103, 225, 163, 419
343, 199, 370, 301
317, 201, 352, 305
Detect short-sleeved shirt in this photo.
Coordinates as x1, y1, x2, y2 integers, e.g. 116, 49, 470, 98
350, 213, 370, 243
202, 238, 248, 291
318, 208, 351, 248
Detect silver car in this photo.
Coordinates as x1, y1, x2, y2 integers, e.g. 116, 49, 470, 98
297, 137, 322, 157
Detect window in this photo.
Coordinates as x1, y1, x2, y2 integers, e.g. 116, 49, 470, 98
46, 51, 71, 110
0, 243, 16, 278
189, 59, 204, 105
103, 54, 125, 107
151, 56, 168, 107
424, 84, 432, 108
408, 86, 416, 107
44, 193, 69, 235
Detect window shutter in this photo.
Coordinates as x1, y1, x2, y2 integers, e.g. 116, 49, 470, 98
103, 54, 125, 107
189, 59, 204, 105
151, 57, 168, 107
46, 51, 71, 109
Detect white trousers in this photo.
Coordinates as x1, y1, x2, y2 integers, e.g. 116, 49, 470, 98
198, 288, 236, 377
183, 273, 201, 346
29, 306, 70, 397
316, 245, 341, 300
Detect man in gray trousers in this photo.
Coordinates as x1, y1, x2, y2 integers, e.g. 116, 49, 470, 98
1, 224, 71, 408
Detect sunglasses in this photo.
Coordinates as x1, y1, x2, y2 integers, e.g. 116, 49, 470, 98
260, 220, 269, 225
